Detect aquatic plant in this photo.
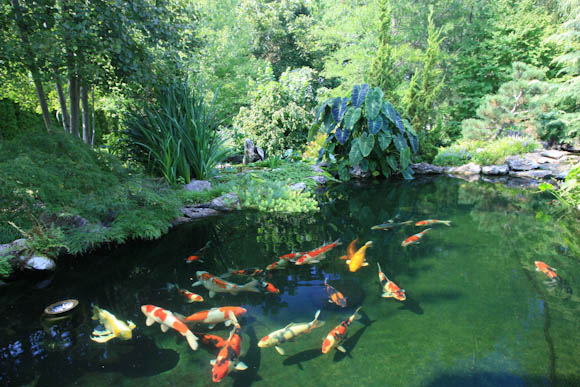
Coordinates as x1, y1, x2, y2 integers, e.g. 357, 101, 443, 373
126, 80, 229, 184
312, 84, 419, 180
539, 163, 580, 208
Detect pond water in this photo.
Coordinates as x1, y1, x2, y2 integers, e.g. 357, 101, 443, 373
1, 176, 579, 387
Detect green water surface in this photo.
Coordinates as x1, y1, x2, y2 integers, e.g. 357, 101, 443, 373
1, 177, 579, 386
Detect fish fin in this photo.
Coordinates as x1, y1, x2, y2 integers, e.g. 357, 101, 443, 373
209, 291, 216, 298
146, 317, 155, 326
174, 313, 186, 322
242, 279, 262, 293
185, 330, 199, 351
160, 324, 169, 333
228, 311, 240, 329
346, 260, 351, 264
224, 319, 232, 327
339, 255, 348, 260
362, 262, 369, 266
382, 292, 394, 298
208, 324, 215, 329
328, 300, 333, 303
235, 362, 248, 371
337, 346, 346, 353
191, 281, 201, 287
210, 359, 216, 366
441, 220, 452, 226
352, 307, 362, 321
284, 322, 296, 329
275, 346, 286, 355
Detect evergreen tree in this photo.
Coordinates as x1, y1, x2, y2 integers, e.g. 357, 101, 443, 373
369, 0, 397, 102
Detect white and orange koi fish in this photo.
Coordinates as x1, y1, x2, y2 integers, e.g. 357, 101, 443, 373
401, 228, 432, 247
321, 307, 361, 354
211, 312, 248, 383
166, 283, 204, 303
415, 219, 451, 227
377, 263, 406, 301
295, 239, 342, 265
192, 271, 261, 298
141, 305, 198, 350
266, 252, 303, 271
184, 306, 247, 329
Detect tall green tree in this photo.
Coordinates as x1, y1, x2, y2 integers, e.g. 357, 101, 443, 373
369, 0, 397, 102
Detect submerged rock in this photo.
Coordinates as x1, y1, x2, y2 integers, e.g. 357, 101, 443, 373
185, 180, 211, 192
482, 164, 509, 175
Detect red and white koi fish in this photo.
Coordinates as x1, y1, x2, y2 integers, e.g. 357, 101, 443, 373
166, 283, 204, 303
192, 271, 261, 298
185, 241, 211, 263
266, 252, 303, 271
211, 312, 248, 383
184, 306, 247, 329
401, 228, 432, 247
295, 239, 342, 265
195, 332, 227, 349
221, 267, 264, 278
325, 277, 347, 308
415, 219, 451, 227
535, 261, 558, 279
377, 263, 406, 301
141, 305, 198, 350
258, 310, 325, 355
321, 307, 361, 354
262, 281, 280, 294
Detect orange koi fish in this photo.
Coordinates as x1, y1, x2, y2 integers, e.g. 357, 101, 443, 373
415, 219, 451, 227
295, 239, 342, 265
192, 271, 261, 298
166, 283, 204, 303
195, 332, 227, 349
401, 228, 432, 247
377, 263, 406, 301
324, 277, 347, 308
262, 281, 280, 294
321, 307, 361, 354
185, 241, 210, 263
535, 261, 558, 279
339, 238, 359, 260
266, 252, 303, 270
184, 306, 247, 329
211, 312, 248, 383
221, 267, 264, 278
346, 241, 372, 272
141, 305, 198, 350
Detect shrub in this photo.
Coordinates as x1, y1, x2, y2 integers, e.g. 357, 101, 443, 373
433, 144, 472, 166
126, 80, 229, 184
313, 84, 418, 180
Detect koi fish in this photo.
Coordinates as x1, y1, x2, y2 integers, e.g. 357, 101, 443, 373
401, 228, 432, 247
262, 281, 280, 294
221, 267, 264, 278
258, 310, 325, 355
166, 283, 204, 303
90, 305, 136, 343
266, 252, 302, 271
321, 307, 362, 354
141, 305, 198, 350
211, 312, 248, 383
339, 238, 359, 260
346, 241, 372, 272
184, 306, 247, 329
324, 277, 347, 308
377, 263, 406, 301
295, 239, 342, 265
195, 332, 227, 349
415, 219, 451, 227
535, 261, 558, 279
192, 271, 261, 298
185, 241, 211, 263
371, 220, 413, 230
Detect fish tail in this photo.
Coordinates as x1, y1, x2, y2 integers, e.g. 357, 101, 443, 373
227, 311, 240, 329
91, 304, 100, 320
311, 309, 325, 329
423, 228, 433, 233
441, 220, 452, 226
242, 279, 262, 293
185, 330, 199, 351
339, 255, 348, 260
333, 238, 343, 246
377, 262, 382, 273
351, 306, 363, 322
403, 220, 413, 225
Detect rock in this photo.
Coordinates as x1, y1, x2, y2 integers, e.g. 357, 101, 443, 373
541, 150, 567, 160
208, 193, 240, 211
255, 146, 265, 161
506, 155, 539, 171
349, 165, 370, 179
316, 161, 329, 168
25, 256, 56, 271
310, 165, 324, 173
185, 179, 211, 192
289, 182, 307, 192
243, 139, 259, 164
308, 175, 327, 185
411, 162, 445, 174
172, 216, 193, 226
0, 238, 27, 255
182, 206, 221, 219
509, 170, 553, 179
448, 163, 481, 175
556, 171, 569, 180
481, 164, 509, 175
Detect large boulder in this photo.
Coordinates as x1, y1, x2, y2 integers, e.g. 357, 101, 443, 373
481, 164, 509, 175
448, 162, 481, 175
509, 170, 553, 179
243, 139, 265, 164
181, 207, 220, 219
207, 193, 240, 211
540, 150, 567, 160
185, 179, 211, 192
506, 155, 539, 171
25, 256, 56, 271
411, 162, 445, 174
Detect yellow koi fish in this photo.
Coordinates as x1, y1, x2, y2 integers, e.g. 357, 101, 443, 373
90, 305, 136, 343
346, 241, 372, 272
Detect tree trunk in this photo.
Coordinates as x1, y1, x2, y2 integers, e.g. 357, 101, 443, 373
69, 75, 80, 137
80, 82, 90, 144
31, 72, 53, 132
55, 74, 70, 132
91, 85, 95, 147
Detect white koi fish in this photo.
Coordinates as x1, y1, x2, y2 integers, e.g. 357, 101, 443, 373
258, 310, 325, 355
192, 271, 261, 298
141, 305, 198, 350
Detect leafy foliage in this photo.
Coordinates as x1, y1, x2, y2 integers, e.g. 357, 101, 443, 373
540, 163, 580, 208
232, 67, 316, 156
314, 84, 418, 180
126, 80, 229, 184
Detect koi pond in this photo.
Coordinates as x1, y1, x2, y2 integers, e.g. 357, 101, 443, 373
1, 176, 579, 386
